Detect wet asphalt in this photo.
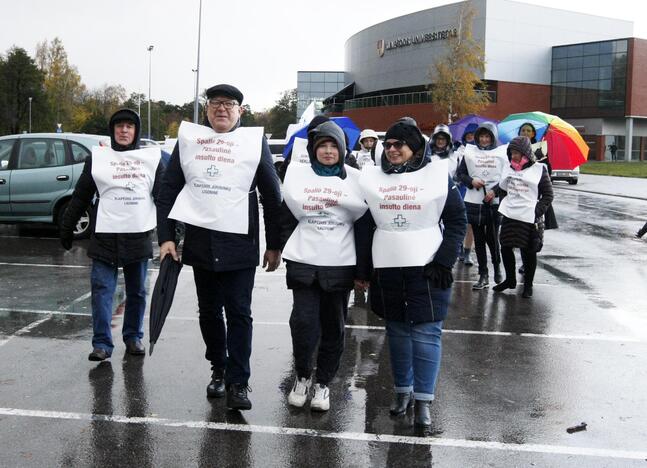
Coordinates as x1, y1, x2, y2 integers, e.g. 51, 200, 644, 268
1, 183, 646, 467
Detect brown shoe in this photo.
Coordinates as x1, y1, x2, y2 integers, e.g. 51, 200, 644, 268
88, 348, 109, 361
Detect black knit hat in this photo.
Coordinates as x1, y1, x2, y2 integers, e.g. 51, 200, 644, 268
205, 84, 244, 104
507, 136, 533, 159
384, 120, 425, 154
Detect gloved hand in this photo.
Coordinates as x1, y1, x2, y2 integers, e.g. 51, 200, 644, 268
60, 231, 73, 250
423, 262, 453, 289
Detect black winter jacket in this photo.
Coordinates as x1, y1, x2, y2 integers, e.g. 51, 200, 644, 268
156, 129, 282, 272
61, 110, 164, 266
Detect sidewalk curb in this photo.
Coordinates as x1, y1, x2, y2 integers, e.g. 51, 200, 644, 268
553, 186, 647, 201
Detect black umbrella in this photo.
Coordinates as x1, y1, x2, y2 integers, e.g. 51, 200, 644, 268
149, 255, 183, 355
483, 187, 501, 265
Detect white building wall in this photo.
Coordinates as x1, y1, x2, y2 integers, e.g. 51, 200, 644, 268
484, 0, 633, 85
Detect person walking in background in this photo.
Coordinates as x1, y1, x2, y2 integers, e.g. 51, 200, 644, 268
608, 143, 618, 161
456, 122, 507, 290
494, 136, 553, 298
454, 123, 478, 266
60, 109, 164, 361
353, 128, 381, 169
280, 120, 368, 412
426, 124, 459, 179
156, 84, 282, 411
357, 118, 466, 436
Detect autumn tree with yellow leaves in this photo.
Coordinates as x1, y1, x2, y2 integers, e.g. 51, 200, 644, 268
429, 1, 490, 123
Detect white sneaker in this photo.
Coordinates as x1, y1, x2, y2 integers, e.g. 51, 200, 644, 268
310, 383, 330, 412
288, 377, 311, 407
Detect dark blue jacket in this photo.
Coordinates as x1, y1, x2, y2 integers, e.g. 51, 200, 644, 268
156, 131, 282, 272
356, 172, 467, 324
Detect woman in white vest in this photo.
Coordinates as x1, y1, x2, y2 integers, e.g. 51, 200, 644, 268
356, 118, 466, 436
352, 128, 381, 170
425, 124, 459, 178
494, 136, 553, 298
281, 120, 368, 412
455, 122, 507, 290
60, 109, 163, 361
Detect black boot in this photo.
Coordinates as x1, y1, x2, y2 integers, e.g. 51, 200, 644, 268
522, 284, 533, 298
472, 273, 489, 290
389, 391, 413, 416
414, 400, 432, 436
226, 383, 252, 410
206, 371, 225, 398
493, 278, 517, 292
493, 264, 503, 284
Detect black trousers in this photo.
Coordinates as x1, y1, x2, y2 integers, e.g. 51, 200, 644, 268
472, 217, 501, 275
193, 266, 255, 385
501, 246, 537, 286
289, 285, 349, 385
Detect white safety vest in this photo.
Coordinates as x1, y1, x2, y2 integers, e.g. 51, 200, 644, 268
498, 163, 544, 223
430, 152, 459, 178
353, 149, 376, 169
290, 137, 310, 165
359, 161, 448, 268
282, 164, 367, 266
463, 144, 509, 205
91, 146, 160, 233
168, 121, 263, 234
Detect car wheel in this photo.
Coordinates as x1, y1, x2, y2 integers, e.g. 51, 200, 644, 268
58, 201, 92, 240
568, 179, 578, 185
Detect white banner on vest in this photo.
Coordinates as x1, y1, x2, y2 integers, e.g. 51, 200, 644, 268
499, 163, 543, 223
359, 162, 448, 268
91, 146, 160, 233
282, 164, 367, 266
291, 137, 310, 165
463, 144, 508, 205
168, 121, 263, 234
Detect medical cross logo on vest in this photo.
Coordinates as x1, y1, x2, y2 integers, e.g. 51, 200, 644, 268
125, 182, 135, 191
391, 214, 409, 230
206, 165, 220, 177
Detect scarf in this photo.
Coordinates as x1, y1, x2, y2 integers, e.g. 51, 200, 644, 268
511, 156, 530, 172
312, 159, 342, 177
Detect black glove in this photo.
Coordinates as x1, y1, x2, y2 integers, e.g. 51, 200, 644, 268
423, 262, 453, 289
60, 232, 73, 250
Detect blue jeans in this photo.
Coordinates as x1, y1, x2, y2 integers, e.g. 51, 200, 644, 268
385, 320, 443, 401
90, 259, 148, 355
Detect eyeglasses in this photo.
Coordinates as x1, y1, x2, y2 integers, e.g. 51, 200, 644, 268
384, 141, 406, 150
207, 99, 239, 110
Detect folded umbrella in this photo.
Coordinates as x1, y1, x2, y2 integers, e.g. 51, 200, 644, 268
148, 255, 183, 355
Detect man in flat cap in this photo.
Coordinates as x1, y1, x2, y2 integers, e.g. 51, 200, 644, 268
156, 84, 282, 410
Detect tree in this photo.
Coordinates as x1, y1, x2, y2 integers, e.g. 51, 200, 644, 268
0, 47, 47, 134
36, 37, 86, 131
265, 88, 297, 138
429, 1, 490, 123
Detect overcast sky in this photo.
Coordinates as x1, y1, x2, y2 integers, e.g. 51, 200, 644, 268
1, 0, 645, 111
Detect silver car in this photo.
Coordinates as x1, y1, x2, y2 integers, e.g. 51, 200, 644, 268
0, 133, 109, 238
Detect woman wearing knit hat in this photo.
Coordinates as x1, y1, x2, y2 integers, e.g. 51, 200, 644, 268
356, 118, 466, 436
494, 136, 554, 298
280, 120, 368, 412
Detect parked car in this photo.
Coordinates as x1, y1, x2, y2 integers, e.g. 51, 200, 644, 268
551, 166, 580, 185
0, 133, 109, 238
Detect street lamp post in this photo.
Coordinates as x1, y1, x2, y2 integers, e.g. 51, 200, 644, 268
147, 45, 154, 139
28, 97, 32, 133
193, 0, 203, 123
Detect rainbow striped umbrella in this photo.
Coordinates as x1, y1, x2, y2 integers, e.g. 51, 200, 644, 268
498, 111, 589, 170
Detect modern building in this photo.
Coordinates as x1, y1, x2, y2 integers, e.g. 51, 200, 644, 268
310, 0, 646, 161
296, 71, 346, 120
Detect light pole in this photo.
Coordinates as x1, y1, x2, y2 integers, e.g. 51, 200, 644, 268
193, 0, 203, 123
28, 97, 32, 133
147, 45, 154, 139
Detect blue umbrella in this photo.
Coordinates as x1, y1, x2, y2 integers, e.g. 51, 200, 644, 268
282, 116, 361, 159
448, 114, 498, 142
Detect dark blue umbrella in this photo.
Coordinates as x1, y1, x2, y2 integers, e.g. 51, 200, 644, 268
149, 255, 183, 355
282, 116, 361, 159
448, 114, 498, 142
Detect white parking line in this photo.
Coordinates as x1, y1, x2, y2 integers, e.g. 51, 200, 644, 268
0, 308, 641, 343
0, 315, 51, 348
0, 407, 645, 461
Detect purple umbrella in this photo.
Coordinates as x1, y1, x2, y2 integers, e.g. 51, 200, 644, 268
448, 114, 499, 142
